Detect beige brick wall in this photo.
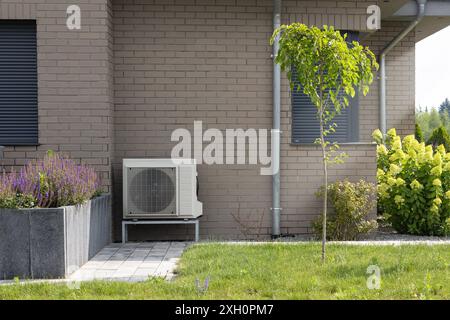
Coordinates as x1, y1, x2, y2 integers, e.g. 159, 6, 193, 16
0, 0, 114, 191
284, 0, 373, 31
113, 0, 274, 240
0, 0, 416, 240
112, 0, 415, 240
367, 21, 416, 136
278, 5, 416, 235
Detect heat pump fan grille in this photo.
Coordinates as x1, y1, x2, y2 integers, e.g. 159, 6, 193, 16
127, 167, 176, 215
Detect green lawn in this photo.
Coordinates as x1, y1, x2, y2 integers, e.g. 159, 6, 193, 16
0, 243, 449, 300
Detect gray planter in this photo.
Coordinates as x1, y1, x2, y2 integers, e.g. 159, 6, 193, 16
0, 194, 111, 280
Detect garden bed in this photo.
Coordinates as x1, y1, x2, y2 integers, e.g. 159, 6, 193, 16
0, 194, 111, 280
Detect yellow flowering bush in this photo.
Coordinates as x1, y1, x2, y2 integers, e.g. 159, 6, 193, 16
374, 128, 450, 236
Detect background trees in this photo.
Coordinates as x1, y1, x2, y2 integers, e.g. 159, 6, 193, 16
438, 98, 450, 115
416, 98, 450, 150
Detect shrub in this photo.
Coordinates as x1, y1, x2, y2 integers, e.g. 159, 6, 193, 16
0, 151, 100, 209
415, 123, 424, 143
427, 126, 450, 151
374, 128, 450, 236
0, 172, 35, 208
312, 180, 378, 240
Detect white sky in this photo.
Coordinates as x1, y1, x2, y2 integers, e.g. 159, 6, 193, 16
416, 25, 450, 110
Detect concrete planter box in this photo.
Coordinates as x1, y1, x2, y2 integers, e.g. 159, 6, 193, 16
0, 194, 111, 280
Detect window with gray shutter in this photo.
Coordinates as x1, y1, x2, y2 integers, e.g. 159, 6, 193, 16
0, 21, 38, 146
291, 31, 359, 145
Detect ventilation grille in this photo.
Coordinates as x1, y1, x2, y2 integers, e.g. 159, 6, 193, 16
127, 167, 176, 215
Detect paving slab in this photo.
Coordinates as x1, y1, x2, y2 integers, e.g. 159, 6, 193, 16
0, 242, 191, 285
67, 242, 190, 282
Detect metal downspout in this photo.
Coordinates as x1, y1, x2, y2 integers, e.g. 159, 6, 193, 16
272, 0, 281, 237
379, 0, 427, 136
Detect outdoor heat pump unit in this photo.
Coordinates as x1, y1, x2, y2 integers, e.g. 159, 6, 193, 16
123, 159, 203, 219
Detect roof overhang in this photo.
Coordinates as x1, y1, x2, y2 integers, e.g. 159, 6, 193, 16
380, 0, 450, 41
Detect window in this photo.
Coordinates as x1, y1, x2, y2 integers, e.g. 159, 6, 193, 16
0, 21, 38, 146
291, 31, 359, 144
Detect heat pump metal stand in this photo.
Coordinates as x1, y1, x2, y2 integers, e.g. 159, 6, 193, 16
121, 218, 200, 243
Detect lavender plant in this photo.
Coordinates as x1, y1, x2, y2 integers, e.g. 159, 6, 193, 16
0, 151, 101, 208
0, 171, 34, 208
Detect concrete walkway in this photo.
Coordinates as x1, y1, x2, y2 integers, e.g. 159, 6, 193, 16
69, 242, 190, 282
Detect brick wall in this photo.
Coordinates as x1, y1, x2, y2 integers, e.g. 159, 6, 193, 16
278, 4, 416, 235
113, 0, 274, 240
0, 0, 114, 191
112, 0, 415, 240
0, 0, 416, 240
369, 21, 416, 136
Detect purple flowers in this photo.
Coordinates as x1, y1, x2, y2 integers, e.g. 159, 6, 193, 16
0, 151, 101, 208
0, 171, 18, 208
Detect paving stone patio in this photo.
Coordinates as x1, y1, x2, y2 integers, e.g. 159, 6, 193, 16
68, 242, 190, 282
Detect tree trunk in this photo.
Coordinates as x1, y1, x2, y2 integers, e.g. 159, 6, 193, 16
320, 111, 327, 263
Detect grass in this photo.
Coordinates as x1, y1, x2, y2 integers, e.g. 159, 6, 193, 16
0, 243, 448, 300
